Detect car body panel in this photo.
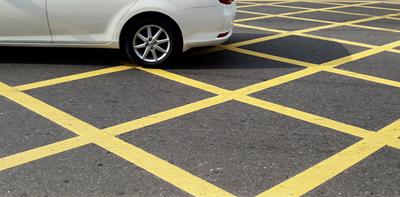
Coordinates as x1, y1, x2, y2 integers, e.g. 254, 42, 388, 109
47, 0, 138, 44
0, 0, 51, 42
0, 0, 236, 51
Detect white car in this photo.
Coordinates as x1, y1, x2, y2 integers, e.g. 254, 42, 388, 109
0, 0, 236, 66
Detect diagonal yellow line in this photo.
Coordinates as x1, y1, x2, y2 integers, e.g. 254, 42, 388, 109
234, 95, 375, 139
324, 68, 400, 88
15, 65, 133, 91
321, 40, 400, 68
104, 95, 230, 136
257, 119, 400, 197
0, 82, 235, 197
234, 67, 322, 95
225, 46, 318, 68
136, 67, 231, 95
0, 136, 89, 171
257, 139, 385, 197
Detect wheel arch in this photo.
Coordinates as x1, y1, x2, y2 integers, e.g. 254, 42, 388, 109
118, 11, 183, 51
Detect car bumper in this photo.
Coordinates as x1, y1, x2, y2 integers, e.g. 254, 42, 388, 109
175, 3, 236, 51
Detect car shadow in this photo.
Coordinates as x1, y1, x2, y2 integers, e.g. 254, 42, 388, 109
0, 47, 124, 66
170, 35, 362, 70
0, 34, 360, 69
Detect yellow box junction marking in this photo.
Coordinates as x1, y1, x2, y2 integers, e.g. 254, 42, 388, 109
0, 0, 399, 196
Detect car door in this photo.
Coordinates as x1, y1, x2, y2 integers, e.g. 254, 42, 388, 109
0, 0, 51, 42
47, 0, 137, 44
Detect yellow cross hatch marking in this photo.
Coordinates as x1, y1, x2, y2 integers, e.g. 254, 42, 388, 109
0, 1, 400, 196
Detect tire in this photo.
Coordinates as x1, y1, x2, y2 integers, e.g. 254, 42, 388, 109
124, 16, 182, 67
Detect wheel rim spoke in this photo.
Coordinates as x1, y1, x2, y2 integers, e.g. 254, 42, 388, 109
151, 49, 158, 61
153, 29, 163, 40
157, 38, 169, 44
147, 26, 153, 39
154, 45, 167, 53
137, 33, 147, 42
134, 43, 147, 49
142, 46, 151, 59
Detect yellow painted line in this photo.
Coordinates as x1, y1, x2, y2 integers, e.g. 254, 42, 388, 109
257, 119, 400, 197
15, 65, 133, 91
233, 23, 286, 33
237, 4, 263, 8
388, 16, 400, 21
136, 67, 232, 95
0, 82, 235, 197
235, 67, 322, 95
235, 14, 272, 23
388, 48, 400, 54
0, 137, 88, 171
298, 33, 377, 49
350, 23, 400, 33
225, 46, 318, 68
359, 5, 400, 11
235, 95, 375, 139
377, 120, 400, 140
325, 68, 400, 88
257, 139, 384, 197
321, 9, 376, 17
104, 95, 231, 136
322, 40, 400, 68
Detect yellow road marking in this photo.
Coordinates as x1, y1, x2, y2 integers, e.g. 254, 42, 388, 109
321, 40, 400, 68
257, 139, 385, 197
104, 95, 230, 136
325, 68, 400, 88
235, 95, 375, 139
359, 4, 400, 12
15, 65, 133, 91
0, 82, 235, 197
234, 67, 322, 94
297, 33, 377, 49
225, 46, 318, 68
0, 137, 88, 171
136, 67, 231, 95
258, 119, 400, 197
0, 1, 399, 196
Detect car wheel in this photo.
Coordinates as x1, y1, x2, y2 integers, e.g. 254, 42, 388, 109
124, 17, 182, 67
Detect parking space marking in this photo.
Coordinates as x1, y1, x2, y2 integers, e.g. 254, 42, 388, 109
0, 82, 235, 197
15, 65, 133, 91
257, 119, 400, 197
